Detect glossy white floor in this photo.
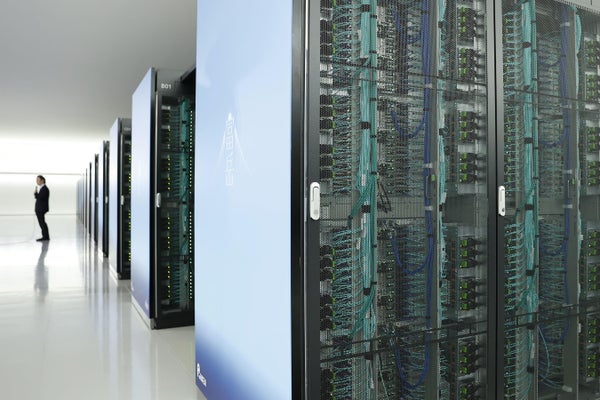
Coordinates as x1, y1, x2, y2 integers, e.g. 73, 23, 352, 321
0, 215, 206, 400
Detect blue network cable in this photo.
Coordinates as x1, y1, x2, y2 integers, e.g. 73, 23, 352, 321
539, 6, 572, 148
539, 5, 574, 345
388, 1, 434, 394
390, 2, 433, 140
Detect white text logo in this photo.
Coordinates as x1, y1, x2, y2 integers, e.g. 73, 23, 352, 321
197, 363, 207, 387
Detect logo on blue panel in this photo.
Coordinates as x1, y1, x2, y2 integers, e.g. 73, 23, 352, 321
197, 363, 207, 387
219, 113, 249, 187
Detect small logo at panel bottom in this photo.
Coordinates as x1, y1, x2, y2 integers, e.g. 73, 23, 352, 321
197, 363, 207, 387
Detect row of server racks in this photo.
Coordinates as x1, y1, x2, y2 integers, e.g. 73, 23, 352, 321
194, 0, 600, 399
77, 68, 195, 329
130, 67, 195, 328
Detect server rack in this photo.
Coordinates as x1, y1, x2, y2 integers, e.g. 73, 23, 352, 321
109, 118, 132, 279
81, 168, 89, 228
499, 1, 600, 398
194, 2, 295, 398
194, 0, 600, 399
92, 153, 99, 244
131, 67, 195, 329
97, 140, 109, 257
87, 162, 92, 235
315, 1, 494, 399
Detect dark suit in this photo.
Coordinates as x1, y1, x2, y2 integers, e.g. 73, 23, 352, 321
34, 185, 50, 240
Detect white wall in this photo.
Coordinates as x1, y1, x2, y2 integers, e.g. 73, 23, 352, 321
0, 137, 101, 174
0, 137, 102, 216
0, 173, 79, 216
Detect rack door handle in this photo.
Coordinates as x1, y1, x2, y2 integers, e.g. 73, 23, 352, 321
498, 186, 506, 217
309, 182, 320, 220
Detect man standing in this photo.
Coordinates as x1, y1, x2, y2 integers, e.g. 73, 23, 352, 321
34, 175, 50, 241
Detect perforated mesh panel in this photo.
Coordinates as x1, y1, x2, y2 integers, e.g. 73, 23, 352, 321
318, 1, 489, 398
501, 0, 600, 398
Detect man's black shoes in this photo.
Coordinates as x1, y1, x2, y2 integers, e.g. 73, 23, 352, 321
36, 238, 50, 242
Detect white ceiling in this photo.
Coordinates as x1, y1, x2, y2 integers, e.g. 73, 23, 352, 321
0, 0, 196, 140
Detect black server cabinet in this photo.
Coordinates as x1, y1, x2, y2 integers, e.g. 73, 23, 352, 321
97, 140, 109, 257
87, 162, 92, 235
109, 118, 132, 279
131, 67, 195, 329
314, 0, 494, 399
311, 1, 600, 398
82, 169, 88, 229
498, 1, 600, 398
93, 153, 99, 244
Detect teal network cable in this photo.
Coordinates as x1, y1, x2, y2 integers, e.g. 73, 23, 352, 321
501, 2, 541, 397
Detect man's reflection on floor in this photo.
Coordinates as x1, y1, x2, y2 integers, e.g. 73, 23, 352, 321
34, 241, 49, 301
